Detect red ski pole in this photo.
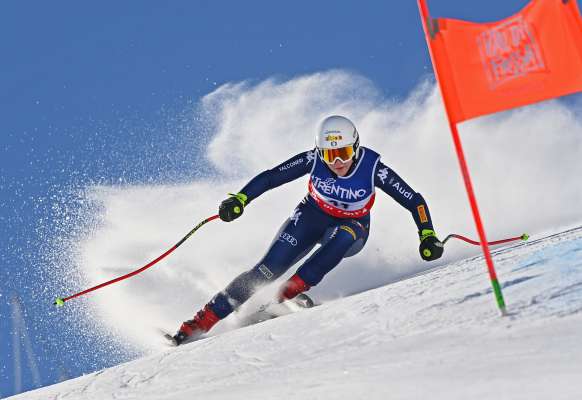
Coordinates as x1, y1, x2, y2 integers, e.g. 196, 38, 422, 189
54, 214, 220, 307
443, 232, 529, 246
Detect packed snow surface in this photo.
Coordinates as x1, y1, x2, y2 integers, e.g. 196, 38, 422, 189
12, 226, 582, 399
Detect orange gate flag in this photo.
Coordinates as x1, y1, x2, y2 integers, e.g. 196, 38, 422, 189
425, 0, 582, 123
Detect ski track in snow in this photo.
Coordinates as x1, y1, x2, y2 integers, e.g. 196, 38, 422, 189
9, 226, 582, 400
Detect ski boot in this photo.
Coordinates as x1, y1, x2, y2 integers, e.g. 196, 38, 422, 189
173, 305, 220, 345
278, 274, 311, 303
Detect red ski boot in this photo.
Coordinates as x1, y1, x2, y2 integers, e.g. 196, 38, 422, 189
278, 274, 310, 303
173, 305, 220, 345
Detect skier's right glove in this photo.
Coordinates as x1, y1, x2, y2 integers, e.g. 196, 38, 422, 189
419, 229, 444, 261
219, 192, 248, 222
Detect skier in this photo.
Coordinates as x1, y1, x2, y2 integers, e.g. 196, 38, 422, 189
172, 115, 444, 345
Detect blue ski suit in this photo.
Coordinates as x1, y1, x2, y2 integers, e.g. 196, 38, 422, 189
209, 147, 435, 319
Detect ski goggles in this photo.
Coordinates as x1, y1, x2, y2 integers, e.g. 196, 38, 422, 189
318, 145, 355, 164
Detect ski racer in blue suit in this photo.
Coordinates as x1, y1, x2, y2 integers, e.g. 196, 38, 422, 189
172, 115, 444, 345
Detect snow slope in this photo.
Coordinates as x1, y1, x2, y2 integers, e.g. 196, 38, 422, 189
12, 226, 582, 400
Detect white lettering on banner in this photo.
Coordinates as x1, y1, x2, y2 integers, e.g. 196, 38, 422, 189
278, 158, 303, 172
311, 176, 367, 200
392, 181, 413, 200
477, 15, 545, 89
279, 232, 298, 246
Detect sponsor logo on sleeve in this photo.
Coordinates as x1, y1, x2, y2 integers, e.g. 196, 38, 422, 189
417, 205, 428, 223
306, 150, 316, 164
392, 181, 413, 200
278, 158, 304, 172
377, 167, 389, 184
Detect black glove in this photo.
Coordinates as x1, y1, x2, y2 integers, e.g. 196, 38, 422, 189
419, 229, 444, 261
219, 193, 247, 222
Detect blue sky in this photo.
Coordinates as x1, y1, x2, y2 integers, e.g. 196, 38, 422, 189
1, 0, 545, 396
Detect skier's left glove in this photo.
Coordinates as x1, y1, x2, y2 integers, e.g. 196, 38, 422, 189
419, 229, 444, 261
219, 193, 247, 222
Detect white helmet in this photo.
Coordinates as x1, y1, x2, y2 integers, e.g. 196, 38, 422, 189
315, 115, 360, 164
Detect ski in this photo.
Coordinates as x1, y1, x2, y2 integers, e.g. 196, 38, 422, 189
240, 293, 317, 327
161, 330, 206, 347
163, 332, 178, 346
161, 294, 317, 346
157, 328, 182, 347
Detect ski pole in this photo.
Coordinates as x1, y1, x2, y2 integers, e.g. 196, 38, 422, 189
54, 214, 220, 307
443, 232, 529, 246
